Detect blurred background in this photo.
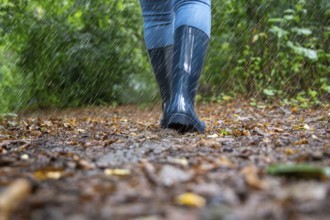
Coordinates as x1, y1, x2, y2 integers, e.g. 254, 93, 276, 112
0, 0, 329, 113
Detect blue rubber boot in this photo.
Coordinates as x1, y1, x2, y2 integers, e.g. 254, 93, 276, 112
166, 26, 209, 133
148, 46, 173, 128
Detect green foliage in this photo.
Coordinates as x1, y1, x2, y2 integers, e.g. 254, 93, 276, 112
0, 45, 22, 113
0, 0, 150, 110
205, 0, 329, 102
0, 0, 329, 113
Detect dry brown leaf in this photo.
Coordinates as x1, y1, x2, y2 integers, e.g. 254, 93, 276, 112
293, 139, 309, 145
284, 148, 296, 155
291, 107, 299, 113
199, 139, 221, 148
33, 168, 65, 181
0, 179, 32, 220
273, 127, 284, 132
217, 156, 235, 168
241, 165, 267, 190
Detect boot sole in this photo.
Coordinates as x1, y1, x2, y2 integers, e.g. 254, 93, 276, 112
167, 113, 205, 133
160, 119, 167, 129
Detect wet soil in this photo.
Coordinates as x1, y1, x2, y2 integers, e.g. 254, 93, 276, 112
0, 101, 330, 220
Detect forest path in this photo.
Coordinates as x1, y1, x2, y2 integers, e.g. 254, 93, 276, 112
1, 102, 330, 220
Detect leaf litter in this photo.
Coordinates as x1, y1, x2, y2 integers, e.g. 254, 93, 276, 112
0, 102, 329, 220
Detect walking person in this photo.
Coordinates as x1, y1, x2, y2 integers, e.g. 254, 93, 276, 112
139, 0, 211, 133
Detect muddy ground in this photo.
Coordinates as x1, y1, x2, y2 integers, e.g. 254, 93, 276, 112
0, 101, 330, 220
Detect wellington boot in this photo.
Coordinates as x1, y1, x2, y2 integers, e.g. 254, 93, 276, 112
147, 46, 173, 128
166, 26, 209, 133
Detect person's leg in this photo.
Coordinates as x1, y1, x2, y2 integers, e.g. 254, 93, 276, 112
167, 0, 211, 133
139, 0, 174, 49
139, 0, 174, 128
174, 0, 211, 38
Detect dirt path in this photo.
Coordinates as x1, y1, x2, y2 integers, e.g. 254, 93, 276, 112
1, 102, 330, 220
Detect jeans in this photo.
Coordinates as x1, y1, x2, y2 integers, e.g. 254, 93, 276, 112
139, 0, 211, 49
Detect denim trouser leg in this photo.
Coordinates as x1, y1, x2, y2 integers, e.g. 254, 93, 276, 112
174, 0, 211, 38
139, 0, 174, 49
139, 0, 211, 49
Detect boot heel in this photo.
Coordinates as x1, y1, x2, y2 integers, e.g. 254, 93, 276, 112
168, 113, 205, 133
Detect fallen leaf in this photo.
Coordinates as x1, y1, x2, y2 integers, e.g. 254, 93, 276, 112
222, 95, 232, 101
33, 168, 65, 181
0, 179, 32, 220
284, 148, 296, 155
293, 139, 309, 145
303, 124, 311, 130
77, 128, 86, 133
65, 140, 79, 145
217, 156, 234, 168
199, 139, 221, 148
77, 159, 95, 170
207, 134, 219, 139
241, 165, 267, 190
311, 134, 318, 140
20, 154, 29, 160
266, 164, 330, 180
176, 193, 206, 208
168, 158, 189, 167
232, 129, 249, 137
104, 169, 131, 176
273, 127, 284, 132
291, 107, 299, 113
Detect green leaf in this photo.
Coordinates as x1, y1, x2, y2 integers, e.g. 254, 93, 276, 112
287, 42, 318, 60
322, 85, 330, 93
291, 27, 312, 36
117, 1, 124, 10
269, 26, 288, 39
284, 15, 294, 21
267, 164, 330, 179
268, 18, 283, 23
263, 89, 275, 96
283, 9, 295, 14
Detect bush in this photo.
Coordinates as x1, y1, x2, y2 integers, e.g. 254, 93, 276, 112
204, 0, 329, 101
1, 0, 151, 110
0, 0, 329, 112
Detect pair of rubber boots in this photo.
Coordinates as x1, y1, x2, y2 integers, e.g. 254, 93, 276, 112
148, 25, 209, 133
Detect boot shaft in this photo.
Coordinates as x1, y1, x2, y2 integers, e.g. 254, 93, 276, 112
171, 26, 210, 107
148, 46, 174, 103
